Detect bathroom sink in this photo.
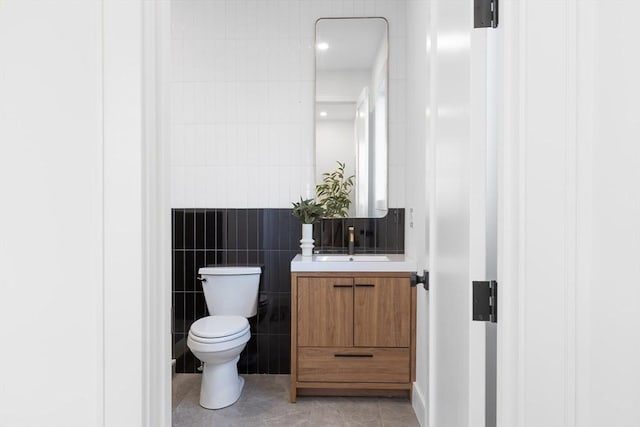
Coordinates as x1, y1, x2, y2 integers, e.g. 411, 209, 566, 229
315, 255, 391, 262
291, 253, 418, 272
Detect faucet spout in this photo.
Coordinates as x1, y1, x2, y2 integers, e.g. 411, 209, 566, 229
348, 226, 355, 255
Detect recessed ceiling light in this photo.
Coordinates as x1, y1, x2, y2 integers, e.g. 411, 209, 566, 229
317, 42, 329, 51
319, 111, 328, 117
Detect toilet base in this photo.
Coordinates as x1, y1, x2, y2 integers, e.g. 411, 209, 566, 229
199, 355, 244, 409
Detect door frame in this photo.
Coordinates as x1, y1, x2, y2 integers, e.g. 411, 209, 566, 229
141, 1, 172, 426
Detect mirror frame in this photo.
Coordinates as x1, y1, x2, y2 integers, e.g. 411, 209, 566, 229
313, 17, 390, 218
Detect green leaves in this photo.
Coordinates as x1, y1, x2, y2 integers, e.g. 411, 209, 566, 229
291, 197, 326, 224
315, 161, 355, 218
291, 161, 355, 222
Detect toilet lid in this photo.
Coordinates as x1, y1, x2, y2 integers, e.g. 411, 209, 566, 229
190, 315, 249, 339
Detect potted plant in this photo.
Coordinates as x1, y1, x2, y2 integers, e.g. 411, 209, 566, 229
291, 197, 325, 256
315, 161, 355, 218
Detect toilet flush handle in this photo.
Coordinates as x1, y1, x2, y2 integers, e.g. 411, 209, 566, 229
196, 276, 207, 283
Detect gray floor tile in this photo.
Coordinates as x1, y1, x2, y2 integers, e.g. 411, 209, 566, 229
172, 374, 200, 411
172, 374, 419, 427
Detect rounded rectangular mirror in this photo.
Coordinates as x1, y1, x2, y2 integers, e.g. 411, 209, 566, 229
315, 17, 388, 218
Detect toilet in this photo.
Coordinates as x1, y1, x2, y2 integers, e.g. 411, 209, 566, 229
187, 266, 261, 409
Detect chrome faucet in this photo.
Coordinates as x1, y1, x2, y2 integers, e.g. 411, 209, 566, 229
348, 226, 355, 255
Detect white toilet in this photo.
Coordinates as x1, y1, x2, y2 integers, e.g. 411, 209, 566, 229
187, 266, 261, 409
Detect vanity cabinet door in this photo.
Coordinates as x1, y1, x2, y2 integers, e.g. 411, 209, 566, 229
297, 277, 353, 347
353, 277, 411, 347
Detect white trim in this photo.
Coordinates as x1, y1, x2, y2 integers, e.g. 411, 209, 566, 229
412, 285, 430, 427
412, 381, 428, 427
574, 1, 595, 424
485, 24, 500, 427
427, 0, 439, 426
97, 1, 105, 425
142, 1, 172, 426
515, 1, 527, 424
496, 0, 524, 424
469, 17, 488, 427
564, 1, 578, 426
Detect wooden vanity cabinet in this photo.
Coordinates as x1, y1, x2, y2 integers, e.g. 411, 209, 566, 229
290, 272, 416, 402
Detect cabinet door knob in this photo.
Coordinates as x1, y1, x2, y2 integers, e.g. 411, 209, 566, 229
334, 353, 373, 358
355, 283, 375, 287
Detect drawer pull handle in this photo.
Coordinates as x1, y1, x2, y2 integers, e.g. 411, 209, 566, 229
355, 283, 375, 287
333, 284, 352, 288
334, 353, 373, 358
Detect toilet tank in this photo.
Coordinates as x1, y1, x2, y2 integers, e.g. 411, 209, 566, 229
198, 266, 261, 317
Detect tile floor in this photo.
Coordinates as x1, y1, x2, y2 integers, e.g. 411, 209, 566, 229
173, 374, 420, 427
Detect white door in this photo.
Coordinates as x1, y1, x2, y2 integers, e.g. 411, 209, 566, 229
427, 1, 496, 426
497, 1, 640, 426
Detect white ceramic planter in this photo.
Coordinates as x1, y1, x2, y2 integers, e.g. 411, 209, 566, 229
300, 223, 314, 257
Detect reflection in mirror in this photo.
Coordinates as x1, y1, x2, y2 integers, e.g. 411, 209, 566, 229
315, 18, 388, 218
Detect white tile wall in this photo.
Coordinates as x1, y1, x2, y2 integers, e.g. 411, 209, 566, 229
170, 0, 407, 209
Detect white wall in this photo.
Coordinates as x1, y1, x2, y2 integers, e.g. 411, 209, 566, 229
498, 1, 640, 426
0, 2, 103, 425
170, 0, 406, 209
404, 0, 430, 425
0, 1, 154, 426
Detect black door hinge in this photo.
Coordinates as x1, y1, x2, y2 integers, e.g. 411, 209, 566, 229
411, 270, 429, 290
474, 0, 498, 28
472, 280, 498, 323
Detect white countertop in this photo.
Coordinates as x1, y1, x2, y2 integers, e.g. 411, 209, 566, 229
290, 253, 418, 273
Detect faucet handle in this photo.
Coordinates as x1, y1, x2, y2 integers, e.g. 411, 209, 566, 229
348, 226, 355, 240
348, 226, 355, 255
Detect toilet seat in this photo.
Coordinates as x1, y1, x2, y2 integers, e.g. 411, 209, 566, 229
188, 326, 250, 345
188, 315, 250, 344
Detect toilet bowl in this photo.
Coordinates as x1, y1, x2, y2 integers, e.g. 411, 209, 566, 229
186, 266, 261, 410
187, 315, 251, 409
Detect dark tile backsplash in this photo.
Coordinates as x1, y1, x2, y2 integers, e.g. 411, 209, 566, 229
172, 208, 404, 374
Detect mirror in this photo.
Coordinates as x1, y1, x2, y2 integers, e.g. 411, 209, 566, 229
314, 18, 388, 218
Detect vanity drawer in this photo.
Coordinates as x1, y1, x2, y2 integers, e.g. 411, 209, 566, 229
297, 347, 410, 383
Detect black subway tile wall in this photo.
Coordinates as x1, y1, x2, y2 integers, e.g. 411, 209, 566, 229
172, 208, 404, 374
